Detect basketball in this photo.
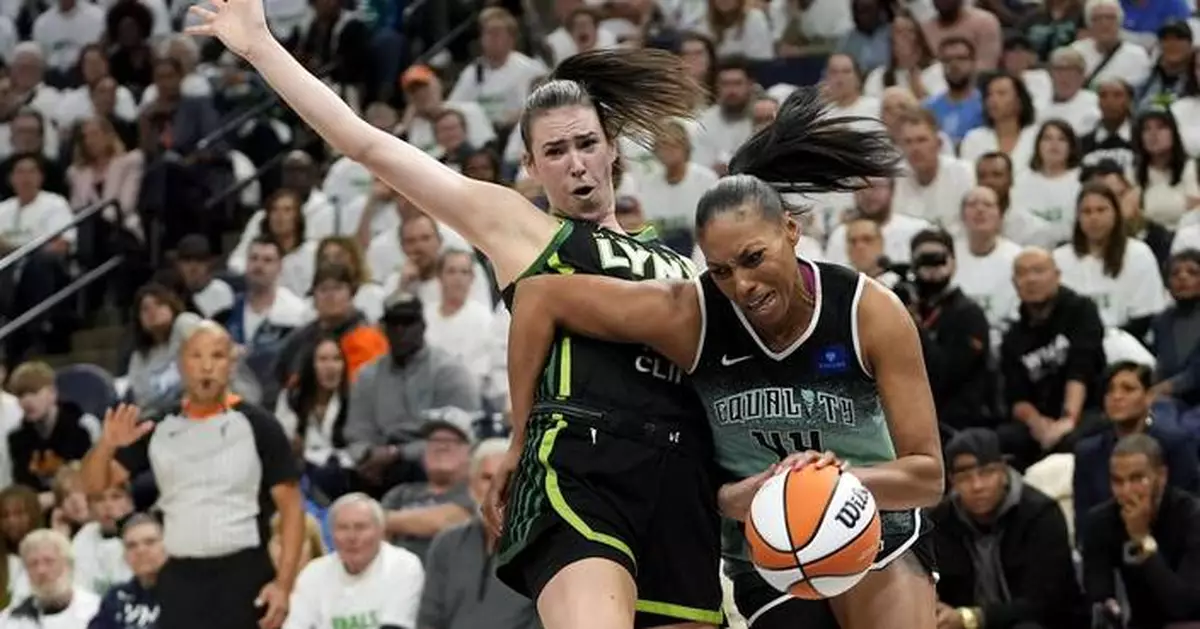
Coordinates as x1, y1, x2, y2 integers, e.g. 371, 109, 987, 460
745, 465, 883, 600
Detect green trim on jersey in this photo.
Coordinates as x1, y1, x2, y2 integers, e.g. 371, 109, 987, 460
635, 600, 724, 624
514, 220, 575, 283
628, 223, 659, 243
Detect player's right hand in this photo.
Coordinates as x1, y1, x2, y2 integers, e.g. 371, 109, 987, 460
482, 448, 520, 551
186, 0, 271, 60
100, 404, 153, 448
778, 450, 846, 473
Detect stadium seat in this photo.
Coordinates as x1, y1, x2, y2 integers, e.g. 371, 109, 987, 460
55, 363, 119, 420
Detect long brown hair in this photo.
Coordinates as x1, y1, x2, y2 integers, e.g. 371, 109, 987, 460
519, 48, 703, 151
1072, 182, 1128, 278
706, 0, 748, 46
0, 485, 45, 609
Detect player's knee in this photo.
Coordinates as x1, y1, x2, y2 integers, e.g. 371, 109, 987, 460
538, 557, 638, 629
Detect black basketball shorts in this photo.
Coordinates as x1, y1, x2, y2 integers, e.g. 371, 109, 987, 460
495, 404, 724, 628
730, 513, 937, 629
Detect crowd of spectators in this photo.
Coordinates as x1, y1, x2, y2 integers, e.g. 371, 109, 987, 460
0, 0, 1196, 628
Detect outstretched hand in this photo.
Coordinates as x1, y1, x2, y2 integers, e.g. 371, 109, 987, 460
186, 0, 272, 60
100, 404, 153, 449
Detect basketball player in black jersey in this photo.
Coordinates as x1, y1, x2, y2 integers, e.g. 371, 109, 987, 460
183, 4, 722, 628
501, 89, 946, 629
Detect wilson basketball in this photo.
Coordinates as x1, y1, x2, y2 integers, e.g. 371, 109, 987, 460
745, 465, 882, 599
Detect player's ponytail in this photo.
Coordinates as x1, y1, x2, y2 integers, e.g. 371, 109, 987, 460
696, 88, 902, 229
519, 48, 704, 150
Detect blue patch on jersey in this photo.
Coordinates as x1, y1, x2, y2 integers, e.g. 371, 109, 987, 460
816, 344, 849, 374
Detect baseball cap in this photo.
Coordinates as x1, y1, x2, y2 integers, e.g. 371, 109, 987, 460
176, 234, 212, 262
400, 65, 437, 92
1159, 19, 1193, 41
945, 428, 1007, 472
421, 407, 477, 445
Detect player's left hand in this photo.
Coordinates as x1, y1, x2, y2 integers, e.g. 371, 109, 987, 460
777, 450, 846, 473
255, 580, 289, 629
482, 447, 521, 551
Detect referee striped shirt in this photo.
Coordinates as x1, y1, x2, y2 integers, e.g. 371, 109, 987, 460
115, 396, 299, 558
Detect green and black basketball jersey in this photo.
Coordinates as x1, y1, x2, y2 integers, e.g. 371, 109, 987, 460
688, 258, 922, 572
502, 218, 705, 423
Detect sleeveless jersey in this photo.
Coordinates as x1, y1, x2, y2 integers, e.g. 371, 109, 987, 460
688, 259, 919, 571
501, 219, 706, 423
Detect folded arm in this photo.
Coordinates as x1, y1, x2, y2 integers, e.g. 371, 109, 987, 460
507, 274, 702, 446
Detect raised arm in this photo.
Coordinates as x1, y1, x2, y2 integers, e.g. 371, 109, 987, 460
186, 1, 556, 285
507, 274, 702, 444
853, 279, 945, 510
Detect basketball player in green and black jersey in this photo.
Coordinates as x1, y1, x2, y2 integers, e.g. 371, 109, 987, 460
188, 2, 723, 624
499, 89, 946, 629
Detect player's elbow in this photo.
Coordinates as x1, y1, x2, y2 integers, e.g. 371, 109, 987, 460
914, 453, 945, 507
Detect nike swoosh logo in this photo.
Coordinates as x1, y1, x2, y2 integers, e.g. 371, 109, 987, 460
721, 354, 752, 366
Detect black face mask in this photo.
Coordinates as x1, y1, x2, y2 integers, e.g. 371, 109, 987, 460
385, 318, 426, 363
912, 250, 951, 300
915, 276, 951, 300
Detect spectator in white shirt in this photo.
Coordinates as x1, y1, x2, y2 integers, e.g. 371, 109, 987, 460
894, 109, 976, 231
423, 250, 495, 392
31, 0, 105, 79
53, 44, 137, 129
863, 10, 946, 101
692, 56, 755, 174
702, 0, 774, 60
1054, 182, 1166, 336
975, 151, 1057, 248
72, 483, 133, 595
364, 200, 472, 285
827, 177, 930, 266
1010, 120, 1084, 244
545, 4, 617, 66
1131, 108, 1200, 230
880, 86, 954, 155
0, 529, 100, 629
638, 119, 719, 248
382, 214, 491, 308
1080, 78, 1137, 170
954, 186, 1023, 338
138, 34, 213, 109
238, 189, 318, 296
284, 494, 424, 629
960, 72, 1040, 170
842, 216, 903, 287
166, 234, 235, 318
1039, 47, 1101, 136
274, 336, 354, 499
1069, 0, 1151, 90
678, 32, 717, 113
1084, 159, 1174, 271
212, 235, 310, 354
448, 7, 548, 131
1000, 34, 1052, 106
823, 53, 881, 123
1169, 48, 1200, 158
1, 45, 62, 155
398, 65, 496, 158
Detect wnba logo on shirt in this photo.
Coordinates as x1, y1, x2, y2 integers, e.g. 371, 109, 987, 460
816, 345, 849, 374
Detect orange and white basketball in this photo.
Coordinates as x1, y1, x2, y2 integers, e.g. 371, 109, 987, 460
745, 465, 882, 599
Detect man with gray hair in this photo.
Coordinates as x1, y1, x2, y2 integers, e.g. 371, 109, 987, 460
284, 493, 425, 629
418, 438, 539, 629
1069, 0, 1151, 89
0, 529, 101, 628
1039, 47, 1100, 136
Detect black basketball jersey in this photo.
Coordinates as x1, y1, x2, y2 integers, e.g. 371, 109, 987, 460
501, 219, 706, 423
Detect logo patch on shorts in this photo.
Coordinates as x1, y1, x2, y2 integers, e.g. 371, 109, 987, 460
816, 344, 849, 374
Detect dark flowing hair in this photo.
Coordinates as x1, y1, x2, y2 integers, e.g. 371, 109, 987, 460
696, 87, 902, 230
287, 336, 349, 449
519, 48, 703, 151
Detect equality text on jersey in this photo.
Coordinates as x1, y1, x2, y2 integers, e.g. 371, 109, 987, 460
593, 231, 695, 280
711, 387, 857, 427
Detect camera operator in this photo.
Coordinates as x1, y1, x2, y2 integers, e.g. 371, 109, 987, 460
905, 229, 996, 434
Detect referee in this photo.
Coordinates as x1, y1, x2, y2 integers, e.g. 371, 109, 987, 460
82, 321, 304, 629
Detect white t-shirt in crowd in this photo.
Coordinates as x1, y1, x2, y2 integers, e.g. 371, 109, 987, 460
1009, 169, 1081, 246
448, 52, 548, 126
321, 157, 373, 211
192, 278, 235, 319
544, 25, 619, 65
637, 163, 720, 232
227, 191, 334, 273
1022, 69, 1053, 107
283, 543, 424, 629
424, 299, 495, 390
0, 191, 76, 249
365, 222, 472, 283
1070, 39, 1151, 91
953, 237, 1021, 335
1171, 97, 1200, 157
827, 96, 882, 130
308, 194, 401, 242
31, 2, 105, 71
0, 392, 20, 489
405, 101, 496, 155
863, 63, 948, 100
1037, 90, 1101, 138
0, 588, 100, 629
691, 106, 753, 170
54, 84, 139, 128
891, 155, 976, 234
958, 125, 1039, 173
1139, 160, 1200, 230
825, 212, 931, 267
702, 8, 774, 60
1052, 239, 1166, 328
72, 521, 133, 595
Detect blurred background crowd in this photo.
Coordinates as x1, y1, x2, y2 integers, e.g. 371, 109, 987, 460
0, 0, 1197, 627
